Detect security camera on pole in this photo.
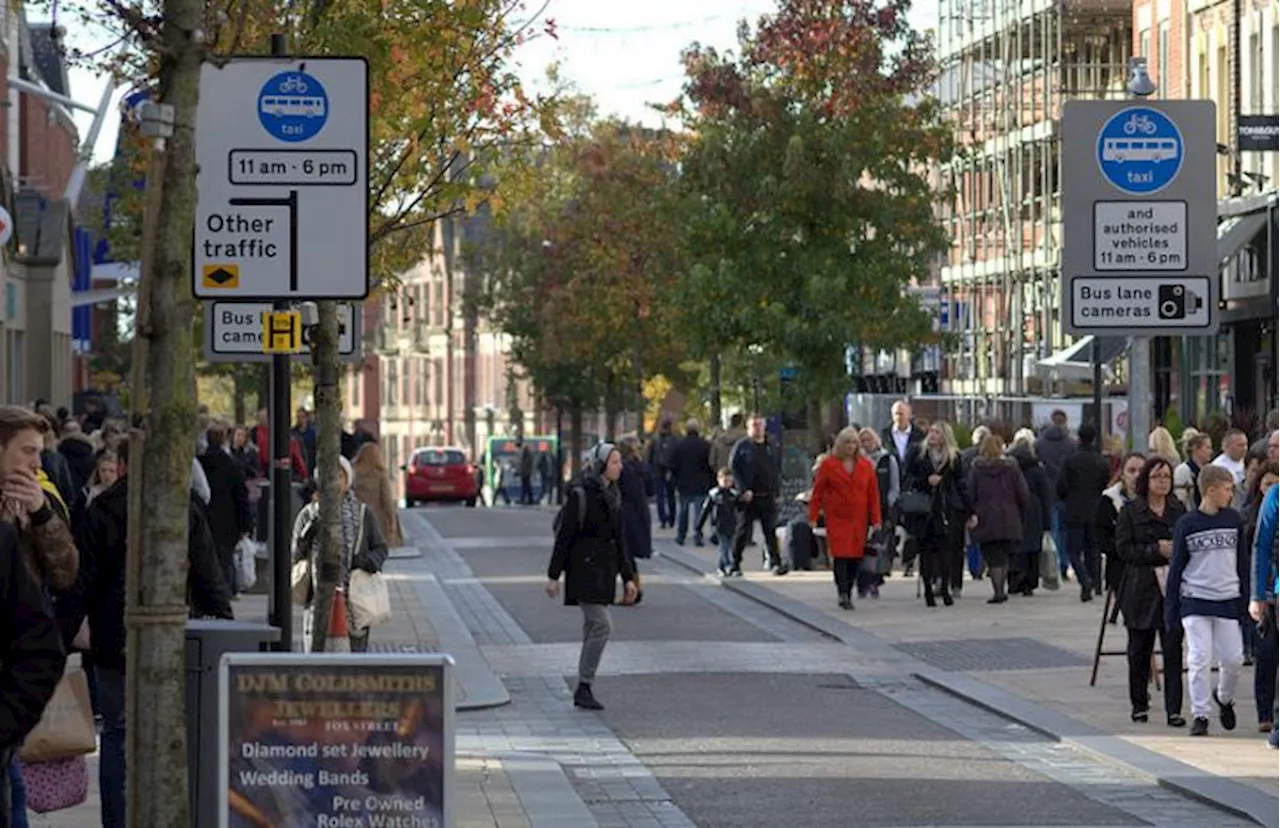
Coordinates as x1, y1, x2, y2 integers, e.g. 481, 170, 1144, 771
1061, 58, 1218, 448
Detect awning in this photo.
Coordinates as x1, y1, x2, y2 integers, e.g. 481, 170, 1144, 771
71, 285, 136, 307
1218, 211, 1268, 265
1036, 335, 1128, 380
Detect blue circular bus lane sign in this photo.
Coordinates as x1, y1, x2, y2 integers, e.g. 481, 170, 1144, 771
1095, 106, 1184, 195
257, 70, 329, 143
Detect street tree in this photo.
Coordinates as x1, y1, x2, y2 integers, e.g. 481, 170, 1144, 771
483, 112, 691, 454
674, 0, 951, 438
58, 0, 559, 819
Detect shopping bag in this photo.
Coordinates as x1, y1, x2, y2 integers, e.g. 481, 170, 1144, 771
235, 536, 257, 591
348, 569, 393, 630
71, 618, 90, 652
21, 755, 90, 812
291, 557, 313, 604
19, 660, 96, 763
1039, 532, 1060, 591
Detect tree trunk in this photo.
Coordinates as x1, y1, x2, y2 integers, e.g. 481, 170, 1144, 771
124, 0, 203, 820
569, 404, 585, 473
708, 353, 722, 428
257, 364, 269, 412
232, 368, 247, 425
307, 301, 344, 652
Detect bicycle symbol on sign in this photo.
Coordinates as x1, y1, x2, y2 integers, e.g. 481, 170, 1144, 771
1122, 114, 1158, 136
277, 75, 309, 94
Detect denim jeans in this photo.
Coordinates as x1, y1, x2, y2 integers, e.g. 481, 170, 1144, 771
8, 758, 27, 828
95, 663, 126, 828
1051, 501, 1070, 575
675, 492, 703, 544
654, 475, 672, 527
1066, 520, 1099, 593
716, 534, 734, 572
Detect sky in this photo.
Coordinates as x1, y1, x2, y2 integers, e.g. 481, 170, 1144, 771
45, 0, 940, 164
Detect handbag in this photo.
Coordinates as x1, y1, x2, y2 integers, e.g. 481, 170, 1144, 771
291, 556, 313, 604
347, 505, 392, 630
900, 490, 933, 516
20, 660, 96, 763
21, 755, 90, 812
235, 536, 257, 591
1039, 531, 1060, 591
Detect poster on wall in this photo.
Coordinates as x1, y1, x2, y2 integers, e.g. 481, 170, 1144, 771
219, 653, 454, 828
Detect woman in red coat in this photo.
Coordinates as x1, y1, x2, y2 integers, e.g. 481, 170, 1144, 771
809, 427, 883, 610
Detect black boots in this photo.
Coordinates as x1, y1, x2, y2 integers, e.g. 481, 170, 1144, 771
838, 592, 853, 611
574, 682, 604, 710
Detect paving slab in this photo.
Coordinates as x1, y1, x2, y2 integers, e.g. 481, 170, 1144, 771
656, 532, 1280, 828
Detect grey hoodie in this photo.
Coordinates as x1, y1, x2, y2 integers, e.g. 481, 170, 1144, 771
709, 427, 746, 474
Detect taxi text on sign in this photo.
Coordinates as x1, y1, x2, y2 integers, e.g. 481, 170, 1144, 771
1060, 100, 1217, 336
262, 311, 302, 354
193, 57, 369, 300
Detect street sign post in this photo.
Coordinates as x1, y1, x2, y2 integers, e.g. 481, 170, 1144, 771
1062, 101, 1217, 336
203, 301, 360, 363
194, 57, 369, 299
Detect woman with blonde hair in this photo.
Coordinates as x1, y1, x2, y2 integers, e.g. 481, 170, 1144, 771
351, 442, 403, 547
1148, 426, 1181, 467
808, 427, 882, 610
903, 420, 971, 606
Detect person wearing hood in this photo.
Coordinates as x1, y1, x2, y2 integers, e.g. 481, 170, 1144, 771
546, 443, 637, 711
1008, 430, 1053, 595
292, 455, 389, 653
56, 420, 98, 493
1036, 410, 1077, 579
966, 433, 1029, 603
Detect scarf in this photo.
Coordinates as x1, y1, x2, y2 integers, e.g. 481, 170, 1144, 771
305, 490, 364, 574
928, 447, 950, 471
585, 470, 622, 516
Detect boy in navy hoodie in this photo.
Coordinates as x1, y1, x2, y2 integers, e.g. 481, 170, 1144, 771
1165, 464, 1249, 736
697, 468, 742, 577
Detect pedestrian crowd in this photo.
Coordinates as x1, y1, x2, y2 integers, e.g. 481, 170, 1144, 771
0, 398, 398, 827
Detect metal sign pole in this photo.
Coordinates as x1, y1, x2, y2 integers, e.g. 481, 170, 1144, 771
268, 33, 293, 652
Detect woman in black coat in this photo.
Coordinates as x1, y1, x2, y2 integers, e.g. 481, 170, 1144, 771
546, 443, 637, 711
1008, 433, 1052, 595
1114, 456, 1186, 726
903, 421, 971, 606
1097, 452, 1147, 599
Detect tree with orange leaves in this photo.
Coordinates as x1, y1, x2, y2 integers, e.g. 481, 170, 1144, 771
672, 0, 952, 433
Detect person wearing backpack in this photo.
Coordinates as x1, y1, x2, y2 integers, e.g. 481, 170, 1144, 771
646, 420, 678, 529
546, 443, 637, 711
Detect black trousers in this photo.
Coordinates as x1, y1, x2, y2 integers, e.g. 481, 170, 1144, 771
833, 558, 858, 597
732, 497, 780, 568
1127, 625, 1184, 716
216, 542, 237, 597
1066, 520, 1101, 592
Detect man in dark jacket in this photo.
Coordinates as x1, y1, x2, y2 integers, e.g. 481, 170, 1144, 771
670, 419, 714, 546
56, 422, 98, 493
0, 520, 65, 828
1057, 423, 1111, 601
70, 438, 232, 827
881, 400, 925, 486
647, 420, 678, 529
1036, 409, 1077, 579
729, 415, 787, 575
199, 424, 253, 596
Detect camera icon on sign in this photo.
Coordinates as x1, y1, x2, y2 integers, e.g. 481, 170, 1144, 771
1157, 285, 1204, 320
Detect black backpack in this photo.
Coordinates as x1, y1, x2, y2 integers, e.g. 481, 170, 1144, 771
552, 484, 586, 536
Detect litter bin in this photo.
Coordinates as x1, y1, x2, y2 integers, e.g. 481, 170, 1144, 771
186, 619, 280, 828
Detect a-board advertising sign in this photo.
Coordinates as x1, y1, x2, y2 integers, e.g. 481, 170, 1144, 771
218, 653, 454, 828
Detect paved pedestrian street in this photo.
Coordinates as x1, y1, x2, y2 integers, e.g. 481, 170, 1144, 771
40, 505, 1277, 827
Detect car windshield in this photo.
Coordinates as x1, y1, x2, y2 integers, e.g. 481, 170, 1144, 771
414, 450, 467, 466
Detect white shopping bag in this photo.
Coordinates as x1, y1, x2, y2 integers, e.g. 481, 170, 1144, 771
235, 537, 257, 591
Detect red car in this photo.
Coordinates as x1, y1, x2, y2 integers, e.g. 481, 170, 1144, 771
403, 447, 479, 508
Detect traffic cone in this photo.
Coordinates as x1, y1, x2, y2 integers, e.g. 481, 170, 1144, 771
324, 587, 351, 652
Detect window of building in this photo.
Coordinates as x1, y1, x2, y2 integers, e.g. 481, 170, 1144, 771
1251, 21, 1263, 111
386, 359, 399, 407
1157, 23, 1170, 97
433, 358, 444, 411
1183, 335, 1233, 425
1138, 27, 1150, 59
351, 366, 361, 407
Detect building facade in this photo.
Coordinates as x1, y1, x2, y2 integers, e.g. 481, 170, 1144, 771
344, 211, 540, 484
933, 0, 1133, 402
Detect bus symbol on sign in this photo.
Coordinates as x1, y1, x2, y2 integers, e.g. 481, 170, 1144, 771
257, 71, 329, 143
1096, 107, 1184, 195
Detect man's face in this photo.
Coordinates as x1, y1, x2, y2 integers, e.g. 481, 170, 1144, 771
1225, 433, 1247, 461
892, 404, 910, 430
748, 417, 766, 440
295, 409, 310, 427
0, 428, 45, 477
